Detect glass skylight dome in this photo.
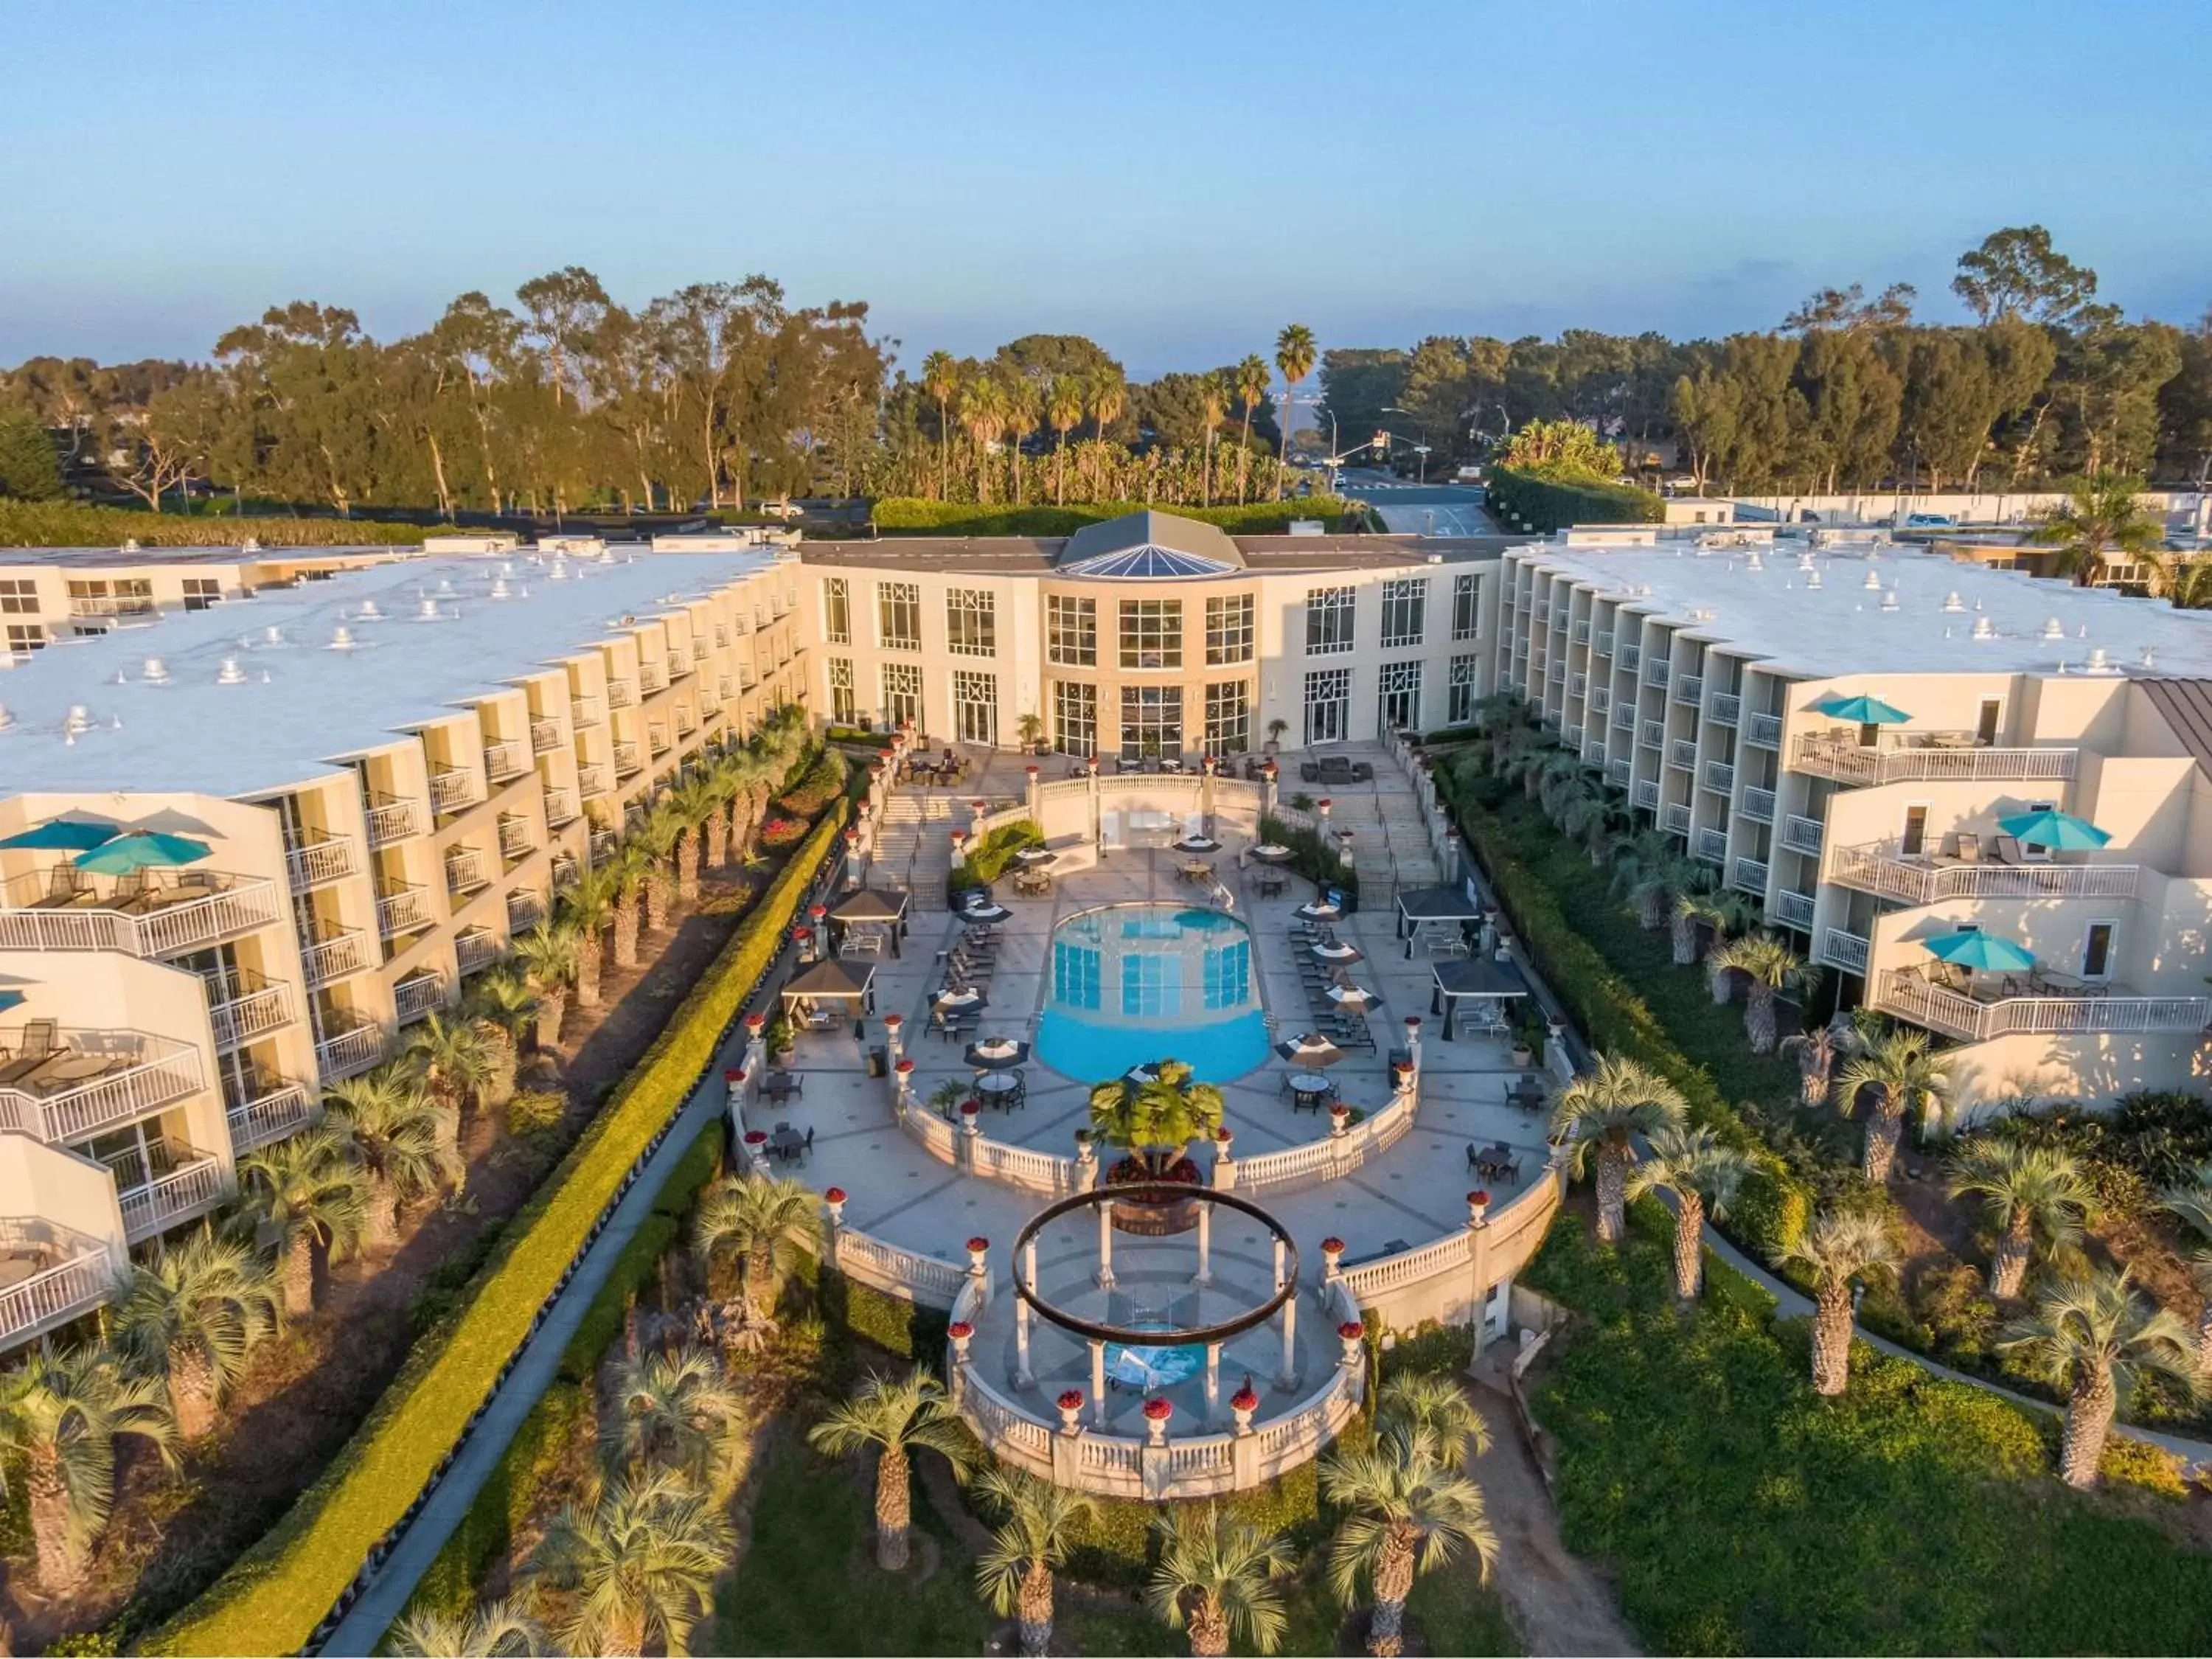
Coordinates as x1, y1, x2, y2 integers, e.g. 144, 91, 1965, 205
1060, 545, 1239, 579
1052, 509, 1248, 580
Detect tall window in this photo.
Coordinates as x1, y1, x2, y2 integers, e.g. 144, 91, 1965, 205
1204, 594, 1253, 665
1304, 667, 1351, 745
1119, 686, 1183, 759
1452, 572, 1480, 641
945, 588, 996, 657
0, 580, 35, 614
877, 581, 921, 651
4, 623, 44, 658
1203, 681, 1250, 754
951, 669, 998, 745
1047, 595, 1096, 666
1054, 681, 1097, 756
1379, 660, 1423, 733
183, 578, 220, 611
1380, 578, 1426, 649
1447, 654, 1479, 726
827, 657, 855, 725
1306, 586, 1354, 655
822, 577, 851, 644
881, 661, 922, 728
1118, 599, 1182, 669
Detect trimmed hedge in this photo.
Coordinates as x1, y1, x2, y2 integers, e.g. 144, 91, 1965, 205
870, 497, 1363, 537
1486, 466, 1662, 533
154, 803, 849, 1656
945, 818, 1044, 908
0, 500, 437, 548
1256, 814, 1359, 905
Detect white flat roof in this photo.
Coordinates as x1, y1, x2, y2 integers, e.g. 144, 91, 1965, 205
1515, 535, 2212, 681
0, 546, 777, 799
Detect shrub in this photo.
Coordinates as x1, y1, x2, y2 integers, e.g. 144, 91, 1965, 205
0, 499, 437, 547
870, 497, 1362, 536
834, 1277, 950, 1369
556, 1213, 681, 1384
775, 748, 848, 818
759, 815, 807, 851
945, 818, 1044, 907
504, 1088, 566, 1138
1256, 814, 1358, 904
1485, 465, 1663, 532
2097, 1433, 2191, 1501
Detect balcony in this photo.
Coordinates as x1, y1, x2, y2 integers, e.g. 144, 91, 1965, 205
1590, 687, 1609, 714
455, 930, 503, 975
0, 1030, 203, 1144
589, 828, 618, 861
444, 846, 490, 897
700, 684, 723, 712
1772, 890, 1816, 931
1830, 841, 2144, 906
675, 707, 698, 737
1569, 672, 1587, 698
394, 973, 448, 1023
285, 832, 359, 894
571, 695, 602, 728
1746, 712, 1784, 749
483, 740, 529, 785
1612, 704, 1634, 731
300, 925, 372, 988
577, 762, 612, 798
1594, 631, 1614, 655
1669, 739, 1697, 771
1674, 674, 1704, 707
206, 973, 294, 1052
1794, 732, 2079, 787
119, 1152, 226, 1243
429, 769, 483, 815
692, 637, 709, 661
606, 680, 637, 709
376, 883, 435, 939
1874, 967, 2212, 1044
1663, 803, 1691, 836
314, 1012, 384, 1080
613, 740, 643, 777
365, 796, 423, 848
497, 815, 535, 861
1618, 644, 1641, 672
0, 1228, 116, 1349
1781, 815, 1824, 855
1740, 786, 1776, 823
543, 787, 580, 827
0, 872, 282, 959
1633, 779, 1659, 810
639, 661, 668, 695
646, 724, 671, 757
1644, 658, 1671, 688
227, 1081, 316, 1154
69, 593, 157, 619
667, 653, 689, 681
551, 852, 578, 888
1607, 758, 1631, 787
1820, 928, 1870, 975
1694, 827, 1728, 865
530, 717, 563, 754
1711, 692, 1741, 726
506, 890, 545, 934
1731, 856, 1770, 894
1703, 759, 1736, 795
1548, 662, 1565, 685
1640, 720, 1664, 749
1572, 620, 1590, 644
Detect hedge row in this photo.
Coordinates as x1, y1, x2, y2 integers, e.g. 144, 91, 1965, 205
0, 499, 437, 548
1257, 815, 1359, 905
869, 497, 1361, 537
946, 818, 1045, 908
1485, 466, 1663, 532
156, 803, 850, 1656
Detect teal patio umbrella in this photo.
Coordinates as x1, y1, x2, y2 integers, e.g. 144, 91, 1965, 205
73, 832, 212, 874
0, 818, 119, 852
1815, 692, 1912, 725
0, 990, 23, 1014
1923, 928, 2035, 973
1996, 808, 2110, 851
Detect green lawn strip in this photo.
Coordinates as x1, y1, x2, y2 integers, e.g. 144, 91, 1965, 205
0, 500, 435, 546
1526, 1201, 2212, 1655
155, 804, 848, 1656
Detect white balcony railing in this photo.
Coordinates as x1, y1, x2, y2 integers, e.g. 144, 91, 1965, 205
639, 661, 667, 694
285, 833, 359, 894
1874, 969, 2212, 1044
394, 974, 448, 1023
613, 741, 642, 775
1594, 630, 1614, 656
606, 680, 637, 709
1830, 842, 2143, 905
1740, 785, 1776, 823
529, 717, 563, 754
543, 787, 580, 826
300, 925, 373, 988
1663, 803, 1692, 835
208, 980, 293, 1051
365, 797, 422, 847
1711, 692, 1742, 726
0, 1034, 203, 1144
1644, 657, 1670, 687
1703, 760, 1736, 795
1590, 687, 1610, 714
1607, 758, 1631, 787
443, 846, 490, 896
1674, 673, 1704, 706
376, 883, 435, 939
1746, 712, 1784, 749
429, 769, 483, 815
1820, 928, 1870, 975
1618, 643, 1641, 672
1669, 739, 1697, 770
1633, 779, 1659, 810
0, 1248, 116, 1348
506, 891, 545, 934
1793, 733, 2079, 787
483, 740, 528, 783
0, 873, 282, 959
456, 931, 503, 975
226, 1082, 316, 1154
120, 1155, 226, 1242
1640, 720, 1664, 749
571, 695, 602, 728
69, 594, 156, 618
1694, 827, 1728, 865
577, 762, 613, 798
497, 817, 535, 861
1612, 703, 1635, 731
647, 723, 670, 756
315, 1017, 384, 1081
1772, 889, 1816, 931
1731, 857, 1770, 895
1781, 815, 1824, 855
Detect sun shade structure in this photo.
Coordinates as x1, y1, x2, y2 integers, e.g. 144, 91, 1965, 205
0, 818, 121, 852
780, 957, 877, 1006
1996, 807, 2111, 850
1310, 939, 1363, 963
1174, 835, 1222, 854
1814, 692, 1912, 724
1922, 928, 2036, 973
961, 902, 1012, 926
72, 831, 212, 873
1250, 843, 1293, 862
829, 887, 910, 922
1276, 1034, 1349, 1068
0, 990, 23, 1014
964, 1037, 1032, 1071
1325, 983, 1379, 1008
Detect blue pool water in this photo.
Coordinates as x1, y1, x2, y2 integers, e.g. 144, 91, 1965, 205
1104, 1319, 1202, 1388
1034, 903, 1270, 1082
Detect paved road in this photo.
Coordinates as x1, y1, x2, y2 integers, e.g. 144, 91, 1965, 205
1335, 469, 1499, 536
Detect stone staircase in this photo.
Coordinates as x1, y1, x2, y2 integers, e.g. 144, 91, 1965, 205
1287, 745, 1442, 905
872, 790, 957, 907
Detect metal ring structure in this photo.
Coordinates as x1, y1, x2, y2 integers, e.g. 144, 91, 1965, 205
1009, 1183, 1299, 1348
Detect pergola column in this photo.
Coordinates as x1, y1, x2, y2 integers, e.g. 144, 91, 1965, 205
1278, 1290, 1298, 1391
1090, 1338, 1107, 1427
1096, 1203, 1116, 1289
1272, 1236, 1287, 1295
1206, 1340, 1222, 1418
1192, 1203, 1212, 1287
1016, 1238, 1039, 1385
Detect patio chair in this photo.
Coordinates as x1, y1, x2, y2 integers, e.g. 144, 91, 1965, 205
18, 1020, 60, 1061
1991, 835, 2028, 866
41, 865, 88, 904
1954, 833, 1980, 864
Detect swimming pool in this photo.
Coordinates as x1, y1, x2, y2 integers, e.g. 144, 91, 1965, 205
1034, 902, 1270, 1082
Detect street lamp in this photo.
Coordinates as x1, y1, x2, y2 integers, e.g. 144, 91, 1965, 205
1382, 408, 1434, 484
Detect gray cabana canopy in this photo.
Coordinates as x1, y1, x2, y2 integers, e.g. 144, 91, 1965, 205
830, 888, 910, 923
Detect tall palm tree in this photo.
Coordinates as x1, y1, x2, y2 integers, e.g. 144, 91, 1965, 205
1610, 836, 1687, 932
387, 1596, 546, 1658
114, 1232, 282, 1439
973, 1466, 1095, 1657
1274, 324, 1317, 497
2157, 1172, 2212, 1372
1197, 373, 1230, 507
466, 967, 540, 1107
1835, 1029, 1954, 1183
2028, 473, 2162, 585
607, 841, 650, 969
0, 1347, 178, 1593
1321, 1422, 1498, 1658
325, 1068, 462, 1246
691, 1172, 822, 1343
663, 774, 721, 902
1948, 1140, 2097, 1298
603, 1343, 749, 1492
1625, 1125, 1752, 1304
232, 1127, 371, 1317
1557, 782, 1621, 866
1046, 377, 1085, 506
1376, 1372, 1490, 1462
633, 807, 686, 932
1674, 888, 1755, 971
1705, 933, 1817, 1054
807, 1366, 975, 1570
1088, 1059, 1225, 1178
921, 349, 960, 501
513, 922, 581, 1049
2000, 1267, 2197, 1488
529, 1467, 732, 1656
959, 375, 1009, 504
1772, 1209, 1897, 1396
1233, 353, 1270, 504
2149, 549, 2212, 609
1780, 1020, 1848, 1109
1148, 1503, 1293, 1657
559, 862, 621, 1006
403, 1011, 498, 1151
1548, 1054, 1688, 1245
1001, 372, 1040, 504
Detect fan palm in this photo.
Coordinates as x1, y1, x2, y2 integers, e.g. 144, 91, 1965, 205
633, 807, 686, 931
691, 1172, 821, 1340
1046, 376, 1085, 506
387, 1596, 546, 1657
1780, 1018, 1851, 1109
1609, 832, 1683, 931
529, 1467, 731, 1656
1273, 323, 1317, 497
1948, 1140, 2097, 1298
114, 1232, 282, 1439
325, 1068, 462, 1246
1625, 1124, 1752, 1303
1557, 782, 1621, 866
0, 1346, 178, 1593
403, 1011, 498, 1150
1197, 373, 1230, 507
1233, 353, 1270, 504
2150, 550, 2212, 609
1772, 1208, 1897, 1395
1705, 933, 1816, 1054
2000, 1267, 2198, 1487
921, 349, 960, 501
959, 375, 1009, 503
558, 862, 621, 1006
1676, 889, 1756, 972
807, 1366, 975, 1569
1376, 1372, 1490, 1461
1148, 1502, 1294, 1656
1321, 1422, 1498, 1658
1835, 1029, 1954, 1183
231, 1127, 370, 1316
973, 1466, 1095, 1656
1001, 373, 1040, 503
607, 841, 650, 967
603, 1343, 749, 1492
465, 968, 539, 1107
513, 922, 581, 1048
1548, 1054, 1688, 1245
1087, 1059, 1225, 1176
663, 775, 721, 902
2158, 1172, 2212, 1372
2027, 473, 2162, 585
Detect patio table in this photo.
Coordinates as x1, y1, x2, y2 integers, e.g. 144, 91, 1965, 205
974, 1071, 1023, 1108
1287, 1071, 1332, 1111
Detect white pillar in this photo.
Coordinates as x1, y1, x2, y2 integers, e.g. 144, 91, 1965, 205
1090, 1338, 1107, 1427
1272, 1236, 1287, 1295
1096, 1204, 1116, 1289
1015, 1298, 1033, 1387
1206, 1340, 1222, 1418
1193, 1203, 1212, 1287
1278, 1290, 1298, 1390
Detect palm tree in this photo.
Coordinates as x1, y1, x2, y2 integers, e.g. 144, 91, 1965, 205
114, 1232, 282, 1439
1321, 1422, 1498, 1658
807, 1366, 975, 1570
2149, 549, 2212, 609
529, 1467, 732, 1656
1548, 1054, 1688, 1245
466, 967, 540, 1107
959, 375, 1009, 504
2000, 1267, 2198, 1487
1376, 1372, 1490, 1461
973, 1466, 1094, 1656
1148, 1503, 1293, 1656
664, 774, 721, 902
1233, 353, 1270, 504
2158, 1172, 2212, 1372
513, 922, 581, 1049
231, 1127, 370, 1316
1001, 372, 1040, 504
1197, 373, 1230, 507
1274, 324, 1317, 497
1835, 1029, 1954, 1183
691, 1172, 822, 1342
387, 1596, 546, 1657
1780, 1020, 1846, 1109
1948, 1140, 2097, 1298
2028, 473, 2162, 585
608, 841, 650, 968
1626, 1125, 1752, 1303
403, 1011, 498, 1150
1610, 835, 1686, 932
559, 862, 621, 1006
1772, 1209, 1897, 1396
1046, 377, 1085, 507
0, 1347, 178, 1592
1557, 782, 1621, 866
1705, 933, 1817, 1054
325, 1068, 462, 1247
1088, 1058, 1225, 1178
921, 349, 960, 501
633, 807, 686, 932
604, 1343, 748, 1492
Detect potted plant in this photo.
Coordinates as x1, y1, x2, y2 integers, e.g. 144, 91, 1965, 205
1087, 1060, 1223, 1235
1509, 1015, 1540, 1071
765, 1011, 796, 1065
1265, 717, 1290, 758
1016, 712, 1047, 756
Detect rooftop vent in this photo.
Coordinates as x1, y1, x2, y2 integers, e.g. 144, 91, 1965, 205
2042, 617, 2065, 640
1879, 591, 1900, 613
121, 538, 140, 554
66, 704, 92, 735
216, 658, 246, 685
1972, 616, 1997, 640
2087, 647, 2113, 673
1863, 568, 1882, 591
2142, 647, 2157, 669
241, 537, 261, 552
1805, 569, 1823, 589
263, 625, 285, 645
140, 657, 170, 684
490, 577, 512, 600
1942, 591, 1965, 613
330, 626, 358, 650
356, 599, 383, 620
417, 598, 442, 620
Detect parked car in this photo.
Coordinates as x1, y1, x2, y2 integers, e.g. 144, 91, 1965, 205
757, 498, 802, 521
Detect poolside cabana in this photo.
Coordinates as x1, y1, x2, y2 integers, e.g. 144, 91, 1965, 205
828, 887, 911, 957
781, 957, 878, 1032
1396, 885, 1484, 957
1430, 955, 1529, 1040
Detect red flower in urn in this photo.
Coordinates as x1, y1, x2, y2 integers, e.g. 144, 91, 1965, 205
1230, 1385, 1260, 1411
1057, 1389, 1085, 1411
1468, 1189, 1491, 1206
966, 1237, 990, 1254
1142, 1397, 1173, 1422
824, 1186, 846, 1204
1338, 1321, 1365, 1340
947, 1321, 973, 1340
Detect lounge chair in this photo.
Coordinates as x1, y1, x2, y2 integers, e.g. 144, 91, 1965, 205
1992, 835, 2029, 866
1953, 833, 1980, 864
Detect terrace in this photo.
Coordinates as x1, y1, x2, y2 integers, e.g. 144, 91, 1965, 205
0, 868, 283, 958
1793, 730, 2078, 787
1831, 839, 2142, 905
1873, 964, 2212, 1042
0, 1220, 117, 1349
0, 1024, 204, 1144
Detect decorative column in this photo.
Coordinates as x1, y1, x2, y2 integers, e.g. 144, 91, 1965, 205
1074, 1130, 1096, 1190
1200, 754, 1217, 827
1057, 1389, 1085, 1434
1211, 1126, 1236, 1191
1090, 1339, 1107, 1427
1016, 1237, 1039, 1386
1025, 764, 1041, 820
1192, 1201, 1213, 1287
949, 828, 969, 877
1272, 1236, 1287, 1295
842, 826, 863, 888
1544, 1015, 1570, 1082
893, 1057, 917, 1119
1205, 1340, 1222, 1418
1467, 1189, 1494, 1368
742, 1013, 767, 1082
741, 1127, 770, 1176
1391, 1059, 1418, 1116
792, 924, 815, 964
959, 1099, 981, 1172
1230, 1382, 1258, 1436
1096, 1200, 1116, 1288
1338, 1318, 1366, 1404
1442, 824, 1463, 883
1085, 756, 1101, 849
1144, 1396, 1172, 1448
822, 1186, 846, 1252
1320, 1236, 1345, 1288
1404, 1015, 1423, 1079
947, 1319, 973, 1406
1337, 829, 1356, 871
967, 1235, 990, 1303
882, 1013, 905, 1073
1316, 796, 1332, 830
1259, 760, 1278, 821
1328, 1100, 1351, 1140
1277, 1284, 1298, 1391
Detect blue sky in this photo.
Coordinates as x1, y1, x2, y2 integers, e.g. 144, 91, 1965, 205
5, 0, 2208, 375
